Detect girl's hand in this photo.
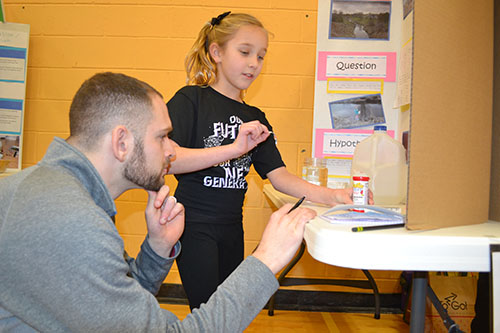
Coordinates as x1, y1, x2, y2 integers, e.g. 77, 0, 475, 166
233, 120, 270, 155
331, 187, 354, 205
330, 187, 374, 206
145, 185, 185, 258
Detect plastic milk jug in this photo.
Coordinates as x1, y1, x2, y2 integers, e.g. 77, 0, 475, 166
351, 126, 407, 205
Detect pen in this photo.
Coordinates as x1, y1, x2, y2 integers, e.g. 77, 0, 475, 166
287, 196, 306, 214
351, 223, 405, 232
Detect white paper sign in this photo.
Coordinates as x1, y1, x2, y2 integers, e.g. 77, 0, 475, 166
322, 132, 372, 156
326, 55, 387, 78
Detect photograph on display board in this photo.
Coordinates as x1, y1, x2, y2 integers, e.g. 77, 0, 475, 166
328, 93, 385, 129
329, 0, 391, 40
403, 0, 414, 19
0, 135, 20, 170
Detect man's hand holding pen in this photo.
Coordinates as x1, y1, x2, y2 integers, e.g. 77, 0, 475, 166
253, 197, 316, 275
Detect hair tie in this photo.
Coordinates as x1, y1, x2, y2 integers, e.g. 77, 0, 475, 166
211, 11, 231, 26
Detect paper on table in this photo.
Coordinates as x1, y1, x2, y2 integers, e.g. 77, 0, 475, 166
319, 204, 405, 226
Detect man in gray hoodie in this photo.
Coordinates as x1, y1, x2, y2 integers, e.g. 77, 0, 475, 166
0, 72, 316, 332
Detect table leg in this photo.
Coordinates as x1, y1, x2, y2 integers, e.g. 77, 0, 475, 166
426, 283, 463, 332
362, 269, 381, 319
410, 271, 428, 333
267, 241, 381, 318
267, 241, 306, 316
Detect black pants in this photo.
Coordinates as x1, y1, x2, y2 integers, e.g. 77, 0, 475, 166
176, 222, 244, 310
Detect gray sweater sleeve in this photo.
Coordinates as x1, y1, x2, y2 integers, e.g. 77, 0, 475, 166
170, 255, 279, 332
126, 237, 181, 295
0, 206, 278, 332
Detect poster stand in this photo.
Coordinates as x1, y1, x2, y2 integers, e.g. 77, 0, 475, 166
312, 0, 411, 189
0, 21, 30, 177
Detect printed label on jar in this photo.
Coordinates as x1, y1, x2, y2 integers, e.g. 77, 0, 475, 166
352, 175, 370, 210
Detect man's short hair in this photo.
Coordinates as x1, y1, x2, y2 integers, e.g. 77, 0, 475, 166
69, 72, 163, 151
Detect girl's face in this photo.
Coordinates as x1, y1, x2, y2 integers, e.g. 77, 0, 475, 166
210, 24, 268, 101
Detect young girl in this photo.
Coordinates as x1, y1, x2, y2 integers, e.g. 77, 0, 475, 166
167, 12, 356, 310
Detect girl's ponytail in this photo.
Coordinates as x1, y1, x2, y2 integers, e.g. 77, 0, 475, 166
185, 23, 217, 86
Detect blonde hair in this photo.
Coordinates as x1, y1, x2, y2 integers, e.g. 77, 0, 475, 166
185, 13, 267, 86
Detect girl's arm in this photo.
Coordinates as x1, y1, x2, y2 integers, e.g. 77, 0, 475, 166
167, 120, 270, 174
266, 167, 353, 206
168, 143, 244, 174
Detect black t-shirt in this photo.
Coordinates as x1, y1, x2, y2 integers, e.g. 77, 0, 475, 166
167, 86, 285, 224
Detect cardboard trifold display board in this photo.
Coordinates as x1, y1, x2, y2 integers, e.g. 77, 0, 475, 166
489, 0, 500, 222
406, 0, 494, 230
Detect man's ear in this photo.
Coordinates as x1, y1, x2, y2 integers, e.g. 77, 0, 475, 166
111, 126, 132, 163
209, 42, 222, 63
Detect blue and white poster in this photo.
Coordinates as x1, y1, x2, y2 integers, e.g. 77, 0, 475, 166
0, 22, 29, 172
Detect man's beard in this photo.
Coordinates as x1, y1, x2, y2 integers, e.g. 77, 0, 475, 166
123, 137, 167, 192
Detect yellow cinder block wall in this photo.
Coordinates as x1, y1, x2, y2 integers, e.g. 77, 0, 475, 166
5, 0, 401, 294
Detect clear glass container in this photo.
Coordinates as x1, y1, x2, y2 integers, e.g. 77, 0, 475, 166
302, 157, 328, 187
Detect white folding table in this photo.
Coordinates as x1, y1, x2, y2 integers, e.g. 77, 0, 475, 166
263, 184, 500, 332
